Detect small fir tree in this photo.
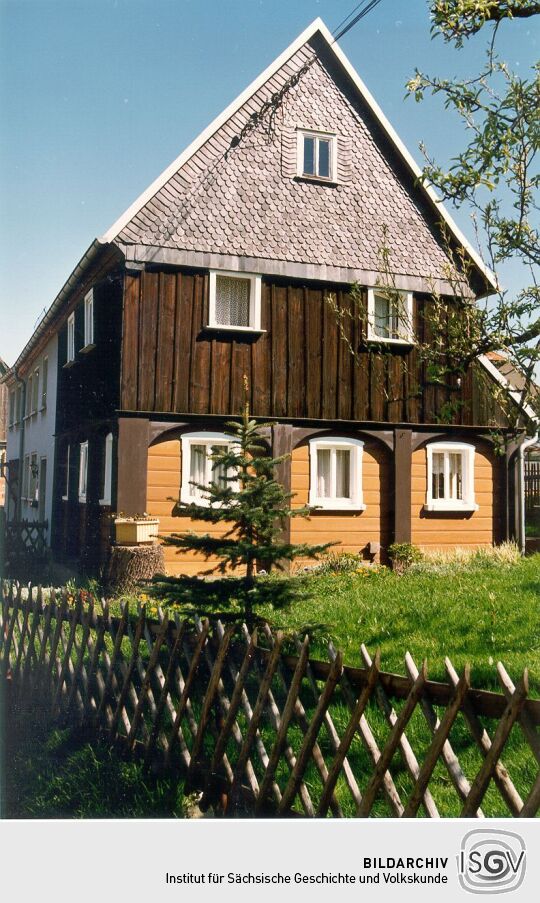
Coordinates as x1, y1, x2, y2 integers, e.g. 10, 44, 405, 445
152, 379, 331, 618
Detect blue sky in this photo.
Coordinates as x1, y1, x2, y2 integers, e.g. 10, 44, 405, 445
0, 0, 538, 364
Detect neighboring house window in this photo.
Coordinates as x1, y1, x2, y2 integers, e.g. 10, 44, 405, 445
308, 437, 365, 510
62, 445, 70, 500
16, 386, 23, 423
67, 312, 75, 362
32, 367, 39, 413
425, 442, 478, 512
83, 289, 94, 348
30, 452, 38, 503
78, 441, 89, 502
297, 129, 337, 181
9, 391, 15, 427
25, 375, 32, 418
367, 288, 414, 343
41, 357, 48, 410
99, 432, 113, 505
208, 271, 262, 331
180, 431, 236, 505
22, 454, 30, 500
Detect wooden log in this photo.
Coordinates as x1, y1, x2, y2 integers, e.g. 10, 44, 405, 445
104, 543, 165, 596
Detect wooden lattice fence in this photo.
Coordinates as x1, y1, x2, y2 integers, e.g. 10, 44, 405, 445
1, 584, 539, 818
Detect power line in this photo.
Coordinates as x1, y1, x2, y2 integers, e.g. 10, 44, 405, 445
333, 0, 385, 42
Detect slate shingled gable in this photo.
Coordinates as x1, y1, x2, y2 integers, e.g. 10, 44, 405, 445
108, 24, 492, 298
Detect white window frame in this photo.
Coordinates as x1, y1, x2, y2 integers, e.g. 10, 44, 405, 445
82, 289, 95, 350
62, 445, 70, 501
308, 437, 365, 511
99, 432, 113, 506
78, 441, 89, 503
32, 367, 39, 414
207, 271, 262, 333
297, 128, 337, 182
67, 312, 75, 363
425, 442, 478, 512
180, 431, 238, 506
367, 288, 414, 344
25, 374, 32, 418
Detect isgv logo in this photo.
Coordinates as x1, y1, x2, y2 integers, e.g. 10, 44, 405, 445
458, 829, 526, 895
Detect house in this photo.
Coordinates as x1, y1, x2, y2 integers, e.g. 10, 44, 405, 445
3, 334, 57, 540
2, 18, 537, 578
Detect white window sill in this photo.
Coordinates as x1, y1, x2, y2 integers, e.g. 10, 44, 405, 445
62, 495, 69, 501
80, 343, 96, 354
424, 501, 479, 513
63, 360, 76, 369
205, 325, 266, 336
366, 334, 414, 347
99, 498, 112, 506
78, 495, 87, 504
295, 174, 338, 186
309, 500, 366, 512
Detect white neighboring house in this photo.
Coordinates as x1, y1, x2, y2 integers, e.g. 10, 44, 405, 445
4, 333, 58, 544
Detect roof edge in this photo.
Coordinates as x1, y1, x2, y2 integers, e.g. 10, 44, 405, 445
478, 353, 539, 427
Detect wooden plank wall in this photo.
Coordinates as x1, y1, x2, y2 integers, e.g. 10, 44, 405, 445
411, 444, 500, 549
121, 270, 508, 426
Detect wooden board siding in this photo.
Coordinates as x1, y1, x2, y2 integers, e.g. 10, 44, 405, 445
411, 444, 499, 549
289, 440, 392, 562
146, 438, 235, 576
121, 269, 511, 427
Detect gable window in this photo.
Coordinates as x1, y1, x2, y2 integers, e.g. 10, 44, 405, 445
78, 441, 89, 503
83, 289, 94, 349
308, 437, 365, 510
67, 313, 75, 363
99, 432, 113, 506
425, 442, 478, 512
208, 271, 262, 332
367, 288, 414, 344
180, 432, 237, 505
41, 357, 48, 410
297, 129, 337, 181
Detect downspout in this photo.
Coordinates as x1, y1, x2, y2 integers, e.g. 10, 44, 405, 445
518, 433, 539, 554
13, 370, 27, 522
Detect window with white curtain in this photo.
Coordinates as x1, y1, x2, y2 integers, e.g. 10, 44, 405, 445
208, 271, 262, 331
78, 441, 89, 502
308, 437, 365, 510
425, 442, 478, 511
180, 432, 237, 505
99, 432, 113, 505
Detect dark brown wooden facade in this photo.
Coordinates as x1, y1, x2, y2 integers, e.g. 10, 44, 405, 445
120, 268, 510, 428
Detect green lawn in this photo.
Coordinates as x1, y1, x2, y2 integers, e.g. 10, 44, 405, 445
254, 555, 540, 693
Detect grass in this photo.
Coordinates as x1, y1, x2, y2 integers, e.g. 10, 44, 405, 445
253, 553, 540, 693
3, 704, 188, 819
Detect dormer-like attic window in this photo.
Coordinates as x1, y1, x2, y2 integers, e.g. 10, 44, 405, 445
208, 271, 262, 332
297, 129, 337, 182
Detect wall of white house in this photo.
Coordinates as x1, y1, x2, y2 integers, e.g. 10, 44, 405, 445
5, 334, 58, 544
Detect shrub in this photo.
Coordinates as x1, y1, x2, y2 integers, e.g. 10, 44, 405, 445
312, 551, 366, 575
387, 543, 423, 573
